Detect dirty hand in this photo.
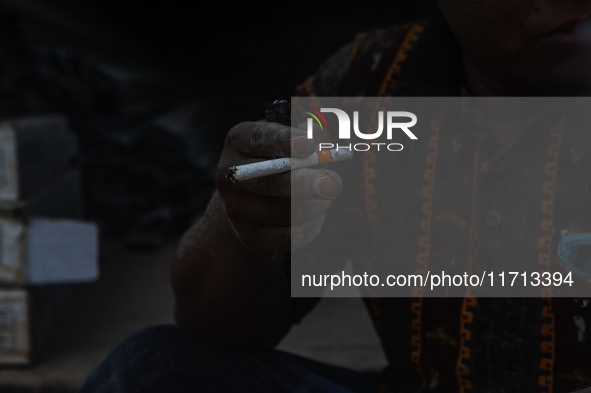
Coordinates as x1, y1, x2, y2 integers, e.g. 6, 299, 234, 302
216, 121, 342, 254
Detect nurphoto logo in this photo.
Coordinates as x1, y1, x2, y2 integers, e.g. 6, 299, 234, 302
303, 107, 418, 152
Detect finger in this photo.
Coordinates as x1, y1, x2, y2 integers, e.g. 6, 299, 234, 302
225, 194, 330, 226
292, 213, 326, 251
232, 213, 326, 253
239, 171, 291, 198
226, 121, 318, 159
292, 199, 332, 225
291, 168, 342, 200
225, 194, 290, 226
240, 168, 342, 200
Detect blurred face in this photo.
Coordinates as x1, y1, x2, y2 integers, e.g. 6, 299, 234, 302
439, 0, 591, 95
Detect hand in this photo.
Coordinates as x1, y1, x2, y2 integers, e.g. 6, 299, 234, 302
216, 121, 342, 254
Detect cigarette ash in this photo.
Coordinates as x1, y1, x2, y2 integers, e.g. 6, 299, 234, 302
226, 166, 238, 183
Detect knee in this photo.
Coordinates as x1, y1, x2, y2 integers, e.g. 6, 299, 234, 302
79, 325, 215, 393
118, 324, 205, 352
106, 325, 208, 366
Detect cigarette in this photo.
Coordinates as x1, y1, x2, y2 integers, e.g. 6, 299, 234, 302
226, 148, 353, 182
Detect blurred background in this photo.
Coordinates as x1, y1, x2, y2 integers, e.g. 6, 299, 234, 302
0, 1, 436, 391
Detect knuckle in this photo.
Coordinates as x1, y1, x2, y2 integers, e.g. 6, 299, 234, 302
252, 121, 278, 151
225, 123, 244, 146
274, 130, 291, 156
249, 127, 264, 152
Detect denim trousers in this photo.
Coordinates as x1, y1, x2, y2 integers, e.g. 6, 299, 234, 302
78, 325, 380, 393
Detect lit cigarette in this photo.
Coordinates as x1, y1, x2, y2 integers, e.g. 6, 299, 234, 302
226, 148, 353, 182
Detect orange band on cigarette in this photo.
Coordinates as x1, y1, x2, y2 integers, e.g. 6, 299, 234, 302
316, 150, 332, 164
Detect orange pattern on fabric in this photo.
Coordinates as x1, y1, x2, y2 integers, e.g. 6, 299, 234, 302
410, 117, 441, 374
378, 24, 424, 97
360, 23, 429, 384
360, 22, 427, 392
537, 118, 564, 393
457, 296, 477, 392
456, 139, 482, 393
363, 22, 425, 234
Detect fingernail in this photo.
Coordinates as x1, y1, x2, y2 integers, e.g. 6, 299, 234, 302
292, 136, 309, 155
316, 176, 334, 198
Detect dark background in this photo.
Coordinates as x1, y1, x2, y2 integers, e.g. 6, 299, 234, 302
0, 0, 436, 238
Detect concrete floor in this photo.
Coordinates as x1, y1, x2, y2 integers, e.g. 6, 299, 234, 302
0, 239, 387, 392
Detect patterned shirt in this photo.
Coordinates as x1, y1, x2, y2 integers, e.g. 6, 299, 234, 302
292, 9, 591, 393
